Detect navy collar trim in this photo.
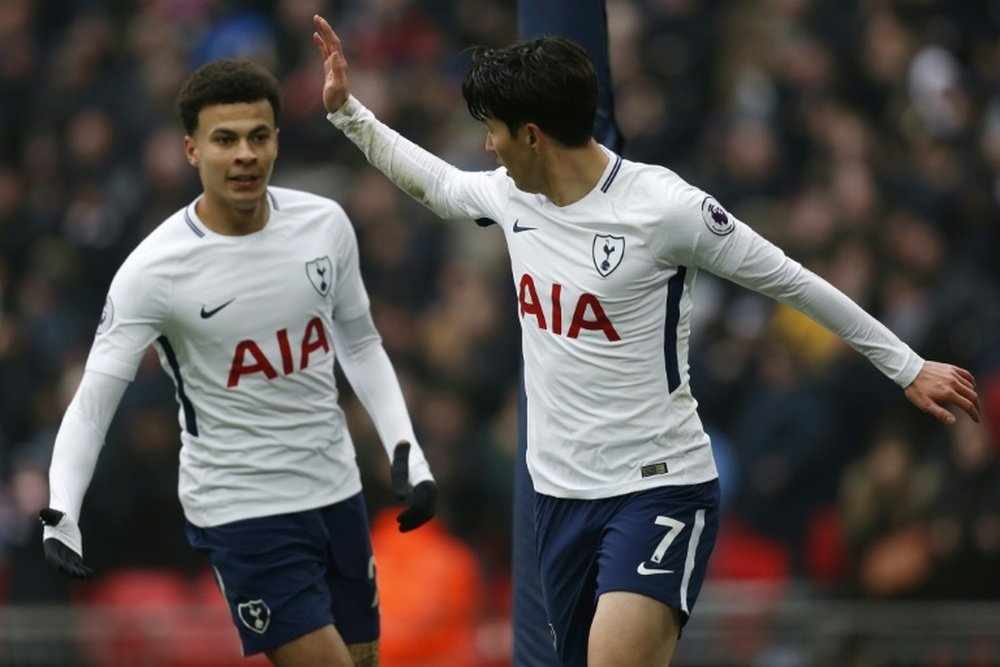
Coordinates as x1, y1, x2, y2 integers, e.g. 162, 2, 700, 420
600, 154, 622, 193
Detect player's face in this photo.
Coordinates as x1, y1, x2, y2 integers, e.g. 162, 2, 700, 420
484, 117, 540, 193
184, 100, 278, 213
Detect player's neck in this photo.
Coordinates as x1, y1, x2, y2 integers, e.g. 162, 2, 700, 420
196, 194, 270, 236
540, 140, 609, 207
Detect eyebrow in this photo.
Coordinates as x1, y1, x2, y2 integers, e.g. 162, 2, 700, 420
209, 124, 273, 137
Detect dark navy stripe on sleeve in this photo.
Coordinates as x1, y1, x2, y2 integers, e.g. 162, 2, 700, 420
156, 335, 199, 436
664, 266, 687, 393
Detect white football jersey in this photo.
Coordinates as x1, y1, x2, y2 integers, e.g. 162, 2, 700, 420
87, 187, 372, 526
330, 99, 925, 500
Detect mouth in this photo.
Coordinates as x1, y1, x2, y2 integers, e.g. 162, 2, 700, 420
228, 174, 261, 191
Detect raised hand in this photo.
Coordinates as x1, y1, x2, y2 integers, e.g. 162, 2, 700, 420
312, 14, 350, 113
391, 441, 438, 532
904, 361, 981, 425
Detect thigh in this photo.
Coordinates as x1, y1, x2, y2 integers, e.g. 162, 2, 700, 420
596, 480, 720, 625
589, 591, 681, 667
533, 493, 610, 667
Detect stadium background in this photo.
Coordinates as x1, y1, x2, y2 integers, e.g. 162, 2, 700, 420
1, 0, 998, 664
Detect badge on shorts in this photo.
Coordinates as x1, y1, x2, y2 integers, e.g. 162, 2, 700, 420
238, 599, 271, 634
701, 196, 735, 236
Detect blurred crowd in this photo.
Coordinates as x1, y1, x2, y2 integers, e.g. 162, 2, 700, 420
1, 0, 999, 662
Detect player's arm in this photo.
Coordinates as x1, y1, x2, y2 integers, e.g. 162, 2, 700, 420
660, 193, 980, 425
327, 209, 436, 532
42, 247, 169, 576
330, 311, 436, 532
730, 235, 977, 422
41, 369, 130, 578
313, 14, 501, 223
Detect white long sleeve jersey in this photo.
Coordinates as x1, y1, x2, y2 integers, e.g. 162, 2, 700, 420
330, 97, 924, 500
78, 186, 429, 526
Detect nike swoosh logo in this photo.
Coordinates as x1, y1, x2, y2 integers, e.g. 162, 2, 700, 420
636, 561, 674, 576
512, 219, 537, 233
200, 298, 236, 319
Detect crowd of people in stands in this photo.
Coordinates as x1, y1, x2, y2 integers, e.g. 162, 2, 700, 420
1, 0, 998, 663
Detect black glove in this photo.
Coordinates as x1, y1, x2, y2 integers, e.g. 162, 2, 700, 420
391, 442, 437, 532
39, 508, 93, 579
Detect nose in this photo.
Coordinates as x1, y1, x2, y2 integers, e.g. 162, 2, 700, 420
235, 138, 256, 163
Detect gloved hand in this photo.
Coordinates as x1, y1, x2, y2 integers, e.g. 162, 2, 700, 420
391, 441, 437, 532
39, 508, 93, 579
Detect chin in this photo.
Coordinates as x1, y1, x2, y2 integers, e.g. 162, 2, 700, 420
230, 193, 265, 210
230, 183, 264, 197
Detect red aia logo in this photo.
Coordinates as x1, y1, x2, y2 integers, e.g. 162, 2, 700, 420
227, 317, 330, 387
518, 274, 620, 341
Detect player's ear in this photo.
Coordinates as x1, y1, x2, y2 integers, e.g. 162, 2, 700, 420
524, 123, 543, 151
183, 135, 199, 167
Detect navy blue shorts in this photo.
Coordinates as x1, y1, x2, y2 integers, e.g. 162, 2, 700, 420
534, 480, 720, 666
185, 492, 378, 656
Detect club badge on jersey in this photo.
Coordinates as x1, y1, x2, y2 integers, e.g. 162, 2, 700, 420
306, 256, 333, 296
592, 234, 625, 277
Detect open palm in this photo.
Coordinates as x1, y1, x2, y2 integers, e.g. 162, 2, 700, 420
312, 14, 350, 113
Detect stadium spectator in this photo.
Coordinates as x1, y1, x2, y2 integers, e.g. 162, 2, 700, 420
0, 2, 996, 664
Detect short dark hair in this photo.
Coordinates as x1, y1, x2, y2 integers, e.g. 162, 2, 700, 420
176, 59, 281, 135
462, 36, 598, 148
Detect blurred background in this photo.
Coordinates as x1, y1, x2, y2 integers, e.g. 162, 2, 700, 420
1, 0, 999, 665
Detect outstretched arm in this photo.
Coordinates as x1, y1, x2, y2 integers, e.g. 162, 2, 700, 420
659, 190, 981, 426
732, 238, 979, 425
721, 237, 981, 425
313, 14, 504, 223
